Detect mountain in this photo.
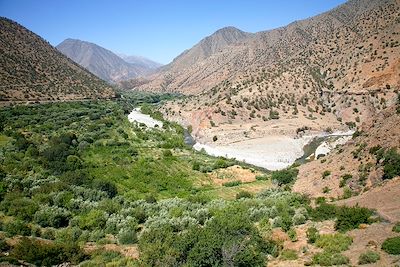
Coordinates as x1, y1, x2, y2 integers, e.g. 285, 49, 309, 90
118, 54, 162, 70
0, 17, 115, 103
57, 39, 149, 82
138, 0, 399, 95
135, 0, 399, 144
168, 26, 253, 70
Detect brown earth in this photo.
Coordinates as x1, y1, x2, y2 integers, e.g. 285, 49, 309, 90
0, 17, 115, 103
293, 105, 400, 201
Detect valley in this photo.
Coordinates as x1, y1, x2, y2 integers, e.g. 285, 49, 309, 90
0, 0, 399, 266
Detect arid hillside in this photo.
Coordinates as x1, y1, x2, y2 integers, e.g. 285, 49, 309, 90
130, 0, 399, 141
0, 17, 115, 103
294, 102, 400, 220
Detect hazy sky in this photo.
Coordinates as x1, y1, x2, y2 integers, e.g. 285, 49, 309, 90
0, 0, 346, 64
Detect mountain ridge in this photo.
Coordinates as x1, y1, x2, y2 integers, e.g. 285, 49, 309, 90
57, 39, 159, 83
0, 17, 115, 103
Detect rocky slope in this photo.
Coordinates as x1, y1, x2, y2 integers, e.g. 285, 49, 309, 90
57, 39, 159, 82
133, 0, 399, 143
293, 103, 400, 219
0, 17, 115, 103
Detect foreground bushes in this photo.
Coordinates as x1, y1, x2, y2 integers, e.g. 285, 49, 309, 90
10, 237, 86, 266
335, 206, 372, 232
358, 250, 380, 265
271, 168, 298, 185
310, 203, 373, 232
315, 233, 352, 253
381, 236, 400, 255
312, 252, 349, 266
139, 206, 277, 266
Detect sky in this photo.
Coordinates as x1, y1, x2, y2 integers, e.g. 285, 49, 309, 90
0, 0, 347, 64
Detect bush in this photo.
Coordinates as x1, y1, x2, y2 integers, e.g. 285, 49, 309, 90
93, 180, 118, 198
222, 180, 242, 187
339, 174, 352, 187
342, 187, 352, 199
117, 229, 138, 244
310, 203, 336, 221
381, 236, 400, 255
139, 206, 275, 267
11, 237, 86, 266
358, 250, 380, 265
2, 220, 31, 237
306, 227, 319, 244
79, 210, 107, 230
315, 233, 352, 253
271, 168, 298, 185
0, 195, 39, 221
192, 161, 200, 171
34, 206, 71, 228
322, 170, 331, 179
382, 148, 400, 180
335, 206, 372, 232
236, 191, 253, 199
280, 249, 297, 260
287, 228, 297, 242
312, 252, 349, 266
393, 222, 400, 233
255, 175, 268, 181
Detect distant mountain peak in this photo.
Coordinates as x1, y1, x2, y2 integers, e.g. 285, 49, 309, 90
57, 39, 160, 82
213, 26, 247, 35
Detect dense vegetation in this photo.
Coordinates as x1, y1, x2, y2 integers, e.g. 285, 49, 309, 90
0, 96, 381, 265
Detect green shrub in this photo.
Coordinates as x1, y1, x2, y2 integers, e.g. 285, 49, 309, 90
255, 175, 268, 181
222, 180, 242, 187
393, 222, 400, 233
192, 161, 200, 171
315, 197, 326, 205
335, 206, 372, 232
11, 237, 86, 266
339, 174, 352, 187
271, 168, 298, 185
382, 148, 400, 180
322, 170, 331, 179
310, 203, 336, 221
78, 210, 107, 230
322, 186, 330, 193
287, 228, 297, 242
280, 249, 297, 260
358, 250, 380, 265
342, 187, 352, 199
34, 206, 71, 228
236, 191, 253, 199
117, 229, 138, 244
306, 227, 319, 244
3, 220, 31, 237
139, 207, 275, 267
381, 236, 400, 255
312, 252, 349, 266
315, 233, 352, 253
93, 180, 118, 198
212, 158, 232, 169
0, 195, 39, 221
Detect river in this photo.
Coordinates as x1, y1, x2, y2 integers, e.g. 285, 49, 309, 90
128, 109, 353, 170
